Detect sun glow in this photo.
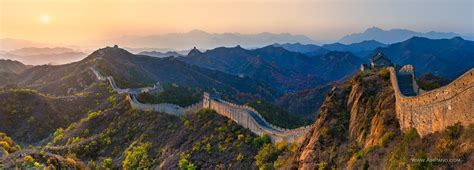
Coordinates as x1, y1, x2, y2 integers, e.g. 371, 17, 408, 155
40, 15, 50, 24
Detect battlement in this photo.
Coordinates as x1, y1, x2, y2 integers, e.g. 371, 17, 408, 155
90, 68, 311, 142
389, 66, 474, 136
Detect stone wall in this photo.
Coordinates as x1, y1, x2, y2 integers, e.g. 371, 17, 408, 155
203, 92, 312, 142
91, 67, 312, 142
89, 67, 158, 94
389, 66, 474, 136
127, 94, 186, 116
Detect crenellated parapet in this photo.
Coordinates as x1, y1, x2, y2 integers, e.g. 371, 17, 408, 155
389, 66, 474, 136
91, 68, 311, 142
203, 98, 312, 142
89, 67, 159, 95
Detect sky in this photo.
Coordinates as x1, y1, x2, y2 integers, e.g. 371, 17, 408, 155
0, 0, 473, 45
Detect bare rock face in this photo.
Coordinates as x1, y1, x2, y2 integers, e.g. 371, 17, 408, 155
293, 71, 399, 169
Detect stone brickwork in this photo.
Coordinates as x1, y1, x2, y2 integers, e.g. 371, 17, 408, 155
203, 92, 312, 142
90, 68, 311, 142
127, 94, 203, 116
89, 67, 158, 94
389, 66, 474, 136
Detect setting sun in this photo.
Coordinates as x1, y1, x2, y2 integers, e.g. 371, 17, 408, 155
40, 15, 50, 24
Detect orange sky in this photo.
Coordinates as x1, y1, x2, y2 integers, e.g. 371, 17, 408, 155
1, 0, 472, 45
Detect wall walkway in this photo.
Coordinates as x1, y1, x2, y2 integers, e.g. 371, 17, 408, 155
89, 67, 311, 142
388, 65, 474, 136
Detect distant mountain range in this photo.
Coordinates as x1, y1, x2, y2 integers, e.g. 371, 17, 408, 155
0, 38, 51, 51
0, 47, 86, 65
339, 27, 471, 44
376, 37, 474, 78
106, 29, 318, 50
322, 40, 387, 53
178, 45, 363, 91
273, 40, 387, 58
138, 51, 183, 58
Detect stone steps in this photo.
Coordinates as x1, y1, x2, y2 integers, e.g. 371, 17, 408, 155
397, 74, 416, 96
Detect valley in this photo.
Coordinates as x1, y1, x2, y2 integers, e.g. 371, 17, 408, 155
0, 36, 473, 169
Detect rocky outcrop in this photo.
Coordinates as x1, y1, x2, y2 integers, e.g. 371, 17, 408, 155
294, 71, 399, 169
293, 68, 474, 169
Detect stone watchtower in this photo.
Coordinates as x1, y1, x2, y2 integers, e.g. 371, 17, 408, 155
370, 52, 393, 68
360, 52, 394, 71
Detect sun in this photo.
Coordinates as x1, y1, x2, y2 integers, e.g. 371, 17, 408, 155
40, 15, 50, 24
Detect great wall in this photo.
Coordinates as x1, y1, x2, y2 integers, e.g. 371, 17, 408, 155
388, 65, 474, 137
90, 64, 473, 141
89, 67, 312, 142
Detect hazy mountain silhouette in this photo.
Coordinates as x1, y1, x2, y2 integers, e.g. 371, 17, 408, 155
273, 40, 386, 58
0, 38, 51, 51
108, 29, 318, 50
322, 40, 386, 53
339, 27, 463, 44
0, 47, 86, 65
272, 43, 327, 54
138, 51, 183, 58
7, 47, 76, 56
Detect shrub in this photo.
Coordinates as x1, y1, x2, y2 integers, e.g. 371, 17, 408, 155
378, 131, 396, 147
403, 128, 420, 142
217, 143, 227, 152
355, 145, 378, 159
0, 141, 10, 151
253, 135, 271, 148
386, 128, 420, 169
71, 137, 81, 144
236, 153, 244, 161
66, 123, 77, 132
107, 94, 117, 106
255, 144, 280, 169
87, 110, 102, 120
445, 122, 463, 139
184, 120, 191, 128
23, 155, 34, 163
87, 160, 96, 169
100, 157, 113, 170
122, 142, 153, 170
237, 134, 245, 141
22, 155, 43, 168
53, 128, 64, 143
205, 143, 212, 154
178, 153, 197, 170
378, 69, 390, 79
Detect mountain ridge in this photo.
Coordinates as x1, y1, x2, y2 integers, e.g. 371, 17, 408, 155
375, 36, 474, 78
179, 45, 362, 91
106, 30, 318, 50
339, 26, 466, 44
